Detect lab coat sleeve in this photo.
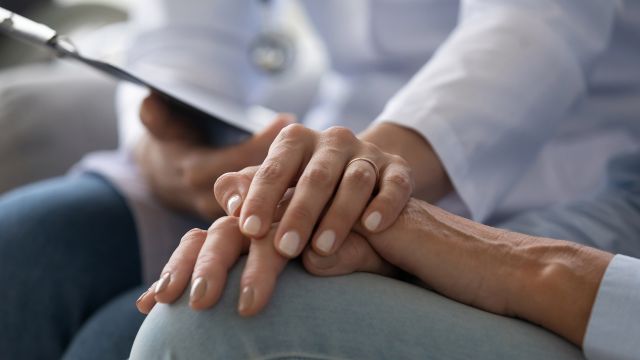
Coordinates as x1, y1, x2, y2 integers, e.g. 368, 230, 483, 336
375, 0, 621, 221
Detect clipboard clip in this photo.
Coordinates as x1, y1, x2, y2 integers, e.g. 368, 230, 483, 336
0, 6, 78, 57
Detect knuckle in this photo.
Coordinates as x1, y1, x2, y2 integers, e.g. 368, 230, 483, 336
278, 123, 308, 142
302, 251, 333, 274
345, 164, 376, 187
207, 216, 238, 234
322, 126, 356, 146
299, 163, 334, 189
362, 141, 382, 156
385, 171, 413, 192
286, 205, 313, 223
255, 161, 285, 184
179, 228, 204, 244
391, 154, 410, 168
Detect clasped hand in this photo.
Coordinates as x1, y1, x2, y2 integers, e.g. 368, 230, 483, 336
137, 123, 415, 316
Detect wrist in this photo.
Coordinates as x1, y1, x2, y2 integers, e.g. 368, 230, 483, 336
359, 122, 452, 202
510, 237, 613, 346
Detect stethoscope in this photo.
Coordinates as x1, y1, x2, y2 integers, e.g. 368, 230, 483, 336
249, 0, 296, 75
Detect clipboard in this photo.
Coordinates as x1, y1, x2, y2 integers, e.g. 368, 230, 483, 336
0, 6, 273, 147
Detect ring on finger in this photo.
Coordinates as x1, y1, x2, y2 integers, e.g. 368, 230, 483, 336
346, 157, 380, 183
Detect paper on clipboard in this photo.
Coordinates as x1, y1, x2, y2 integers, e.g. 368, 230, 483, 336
0, 6, 275, 147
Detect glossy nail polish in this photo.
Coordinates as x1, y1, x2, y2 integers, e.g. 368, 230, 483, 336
227, 195, 242, 216
316, 230, 336, 253
238, 286, 255, 315
155, 273, 171, 294
243, 215, 262, 236
190, 277, 207, 303
364, 212, 382, 232
279, 231, 301, 257
136, 290, 149, 306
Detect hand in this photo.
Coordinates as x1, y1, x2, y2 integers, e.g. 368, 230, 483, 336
213, 124, 415, 259
136, 194, 395, 316
307, 198, 613, 347
135, 93, 293, 220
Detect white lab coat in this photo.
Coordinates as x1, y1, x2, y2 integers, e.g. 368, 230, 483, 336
77, 1, 640, 358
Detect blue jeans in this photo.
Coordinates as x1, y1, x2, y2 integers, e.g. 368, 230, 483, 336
130, 259, 583, 360
0, 174, 145, 359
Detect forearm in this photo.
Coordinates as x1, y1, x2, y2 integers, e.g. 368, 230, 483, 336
368, 199, 613, 347
510, 238, 613, 346
358, 122, 452, 203
416, 204, 614, 346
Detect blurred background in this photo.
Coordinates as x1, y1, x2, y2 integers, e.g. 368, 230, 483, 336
0, 0, 324, 195
0, 0, 130, 193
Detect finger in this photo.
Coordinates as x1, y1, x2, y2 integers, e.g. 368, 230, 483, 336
214, 166, 260, 216
180, 115, 295, 189
154, 229, 207, 304
273, 127, 361, 257
140, 93, 197, 142
361, 160, 414, 232
238, 227, 289, 317
189, 217, 250, 310
311, 159, 377, 255
136, 282, 159, 314
303, 232, 396, 277
239, 123, 313, 238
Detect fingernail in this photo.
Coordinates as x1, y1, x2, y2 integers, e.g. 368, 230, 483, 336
243, 215, 262, 236
364, 212, 382, 232
238, 286, 255, 315
227, 195, 242, 216
136, 290, 149, 306
190, 277, 207, 303
316, 230, 336, 253
279, 231, 301, 257
155, 273, 171, 294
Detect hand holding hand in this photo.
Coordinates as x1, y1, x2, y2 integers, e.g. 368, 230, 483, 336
214, 124, 414, 258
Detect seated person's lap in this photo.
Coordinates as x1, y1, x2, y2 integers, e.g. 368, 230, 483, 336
0, 174, 142, 359
131, 259, 583, 360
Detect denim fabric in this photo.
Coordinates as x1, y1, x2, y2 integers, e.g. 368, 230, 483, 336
130, 259, 583, 360
0, 174, 142, 359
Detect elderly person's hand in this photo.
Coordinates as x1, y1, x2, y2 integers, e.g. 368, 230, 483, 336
134, 93, 293, 220
135, 190, 396, 317
212, 122, 450, 259
305, 198, 613, 347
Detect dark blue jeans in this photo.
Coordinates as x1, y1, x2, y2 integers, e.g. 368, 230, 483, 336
0, 174, 145, 359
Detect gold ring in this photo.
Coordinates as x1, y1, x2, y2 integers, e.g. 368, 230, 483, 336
347, 157, 380, 182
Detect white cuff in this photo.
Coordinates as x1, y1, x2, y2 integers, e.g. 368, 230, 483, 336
583, 254, 640, 360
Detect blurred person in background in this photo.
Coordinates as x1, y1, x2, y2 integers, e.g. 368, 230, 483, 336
0, 0, 639, 359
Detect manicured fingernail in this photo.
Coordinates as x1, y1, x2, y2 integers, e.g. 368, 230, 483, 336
279, 231, 301, 257
238, 286, 255, 315
243, 215, 262, 236
364, 212, 382, 232
227, 195, 242, 216
136, 290, 149, 306
316, 230, 336, 254
155, 273, 171, 294
190, 277, 207, 303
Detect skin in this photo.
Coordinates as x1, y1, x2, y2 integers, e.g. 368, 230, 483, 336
135, 93, 293, 220
214, 123, 451, 260
137, 197, 612, 348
